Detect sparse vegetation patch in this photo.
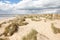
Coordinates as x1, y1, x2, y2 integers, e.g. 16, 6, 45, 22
22, 29, 38, 40
51, 23, 60, 34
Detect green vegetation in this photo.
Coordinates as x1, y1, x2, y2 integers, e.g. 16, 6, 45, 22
53, 14, 60, 19
0, 24, 1, 27
1, 23, 18, 36
0, 38, 9, 40
0, 38, 3, 40
31, 18, 41, 21
22, 29, 38, 40
8, 17, 28, 26
0, 22, 6, 27
51, 23, 60, 34
27, 15, 41, 21
42, 14, 53, 20
18, 22, 28, 26
16, 18, 28, 26
0, 16, 29, 36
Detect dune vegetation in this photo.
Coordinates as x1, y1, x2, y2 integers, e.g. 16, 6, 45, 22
22, 29, 38, 40
0, 14, 60, 40
51, 23, 60, 34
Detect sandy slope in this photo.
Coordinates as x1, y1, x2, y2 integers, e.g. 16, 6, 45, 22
0, 15, 60, 40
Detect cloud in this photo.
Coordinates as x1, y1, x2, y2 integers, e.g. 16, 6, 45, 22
15, 0, 60, 8
0, 1, 14, 10
13, 0, 60, 14
0, 0, 60, 14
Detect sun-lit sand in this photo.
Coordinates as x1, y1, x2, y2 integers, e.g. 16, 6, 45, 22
0, 14, 60, 40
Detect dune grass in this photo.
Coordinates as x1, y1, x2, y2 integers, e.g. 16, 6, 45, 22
0, 22, 18, 36
51, 23, 60, 34
22, 29, 38, 40
0, 38, 9, 40
8, 16, 28, 26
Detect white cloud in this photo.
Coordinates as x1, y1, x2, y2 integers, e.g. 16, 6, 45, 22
15, 0, 60, 8
13, 0, 60, 14
0, 0, 60, 14
0, 1, 13, 10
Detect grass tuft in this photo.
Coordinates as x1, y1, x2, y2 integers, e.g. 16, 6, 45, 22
51, 23, 60, 34
22, 29, 38, 40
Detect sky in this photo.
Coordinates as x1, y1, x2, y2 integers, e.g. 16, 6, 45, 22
0, 0, 21, 4
0, 0, 60, 14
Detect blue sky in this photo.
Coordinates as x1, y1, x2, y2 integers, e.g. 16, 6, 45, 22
0, 0, 21, 4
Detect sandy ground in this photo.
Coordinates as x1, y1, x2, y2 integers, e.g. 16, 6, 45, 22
0, 16, 60, 40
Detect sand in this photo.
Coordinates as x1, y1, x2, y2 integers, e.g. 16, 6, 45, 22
0, 14, 60, 40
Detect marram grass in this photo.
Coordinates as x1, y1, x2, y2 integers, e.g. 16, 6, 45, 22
51, 23, 60, 34
22, 29, 38, 40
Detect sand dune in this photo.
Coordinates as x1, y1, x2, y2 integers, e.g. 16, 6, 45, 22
0, 14, 60, 40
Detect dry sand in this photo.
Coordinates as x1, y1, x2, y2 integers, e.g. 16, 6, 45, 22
0, 14, 60, 40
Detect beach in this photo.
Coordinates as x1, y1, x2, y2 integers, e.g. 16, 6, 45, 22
0, 14, 60, 40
